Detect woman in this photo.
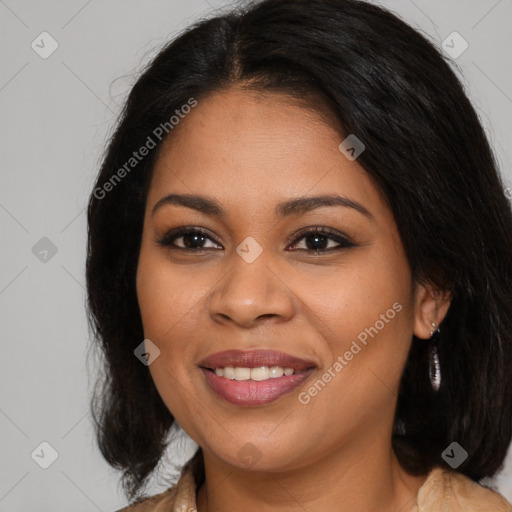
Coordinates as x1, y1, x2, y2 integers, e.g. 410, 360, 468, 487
86, 0, 512, 510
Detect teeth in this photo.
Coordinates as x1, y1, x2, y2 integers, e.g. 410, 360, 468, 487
213, 366, 296, 381
269, 366, 284, 378
234, 367, 251, 381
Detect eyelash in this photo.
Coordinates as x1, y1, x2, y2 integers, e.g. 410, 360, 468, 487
156, 225, 355, 254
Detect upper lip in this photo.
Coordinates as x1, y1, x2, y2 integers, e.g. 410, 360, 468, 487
199, 349, 317, 371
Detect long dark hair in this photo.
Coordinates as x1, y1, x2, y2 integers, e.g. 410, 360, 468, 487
85, 0, 512, 501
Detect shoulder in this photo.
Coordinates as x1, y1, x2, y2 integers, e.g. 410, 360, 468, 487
113, 462, 198, 512
418, 466, 512, 512
113, 486, 178, 512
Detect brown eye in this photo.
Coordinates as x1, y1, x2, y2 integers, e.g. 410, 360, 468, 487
157, 227, 222, 251
287, 226, 355, 253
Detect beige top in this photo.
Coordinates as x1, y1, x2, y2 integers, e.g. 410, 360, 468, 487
116, 465, 512, 512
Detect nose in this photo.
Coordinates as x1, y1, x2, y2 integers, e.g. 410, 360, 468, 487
207, 247, 296, 328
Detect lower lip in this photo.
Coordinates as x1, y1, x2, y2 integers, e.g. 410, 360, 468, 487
201, 368, 315, 406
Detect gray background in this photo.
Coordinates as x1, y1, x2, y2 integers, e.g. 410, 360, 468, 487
1, 0, 511, 510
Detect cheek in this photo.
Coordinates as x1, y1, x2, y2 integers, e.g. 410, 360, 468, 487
136, 245, 206, 340
293, 242, 414, 401
293, 255, 411, 346
136, 247, 205, 425
292, 261, 412, 443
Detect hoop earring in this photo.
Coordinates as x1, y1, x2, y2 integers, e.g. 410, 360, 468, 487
429, 322, 441, 391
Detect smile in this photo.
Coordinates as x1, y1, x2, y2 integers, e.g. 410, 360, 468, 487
201, 367, 315, 406
211, 365, 296, 381
199, 349, 317, 406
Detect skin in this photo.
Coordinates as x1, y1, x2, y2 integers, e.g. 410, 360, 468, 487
136, 86, 451, 512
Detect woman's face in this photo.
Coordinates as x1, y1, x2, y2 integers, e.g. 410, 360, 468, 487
136, 87, 436, 472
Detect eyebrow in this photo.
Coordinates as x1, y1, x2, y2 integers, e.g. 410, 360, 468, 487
151, 193, 373, 220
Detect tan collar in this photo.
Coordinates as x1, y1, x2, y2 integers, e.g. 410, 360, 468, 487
165, 464, 511, 512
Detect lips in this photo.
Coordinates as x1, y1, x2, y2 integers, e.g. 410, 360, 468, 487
198, 349, 317, 406
198, 349, 316, 372
201, 368, 315, 406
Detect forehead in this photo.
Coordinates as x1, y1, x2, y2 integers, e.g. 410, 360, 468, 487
148, 87, 382, 218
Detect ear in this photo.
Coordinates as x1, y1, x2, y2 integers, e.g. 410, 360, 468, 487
413, 281, 452, 340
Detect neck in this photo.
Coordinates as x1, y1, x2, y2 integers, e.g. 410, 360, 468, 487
195, 436, 427, 512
